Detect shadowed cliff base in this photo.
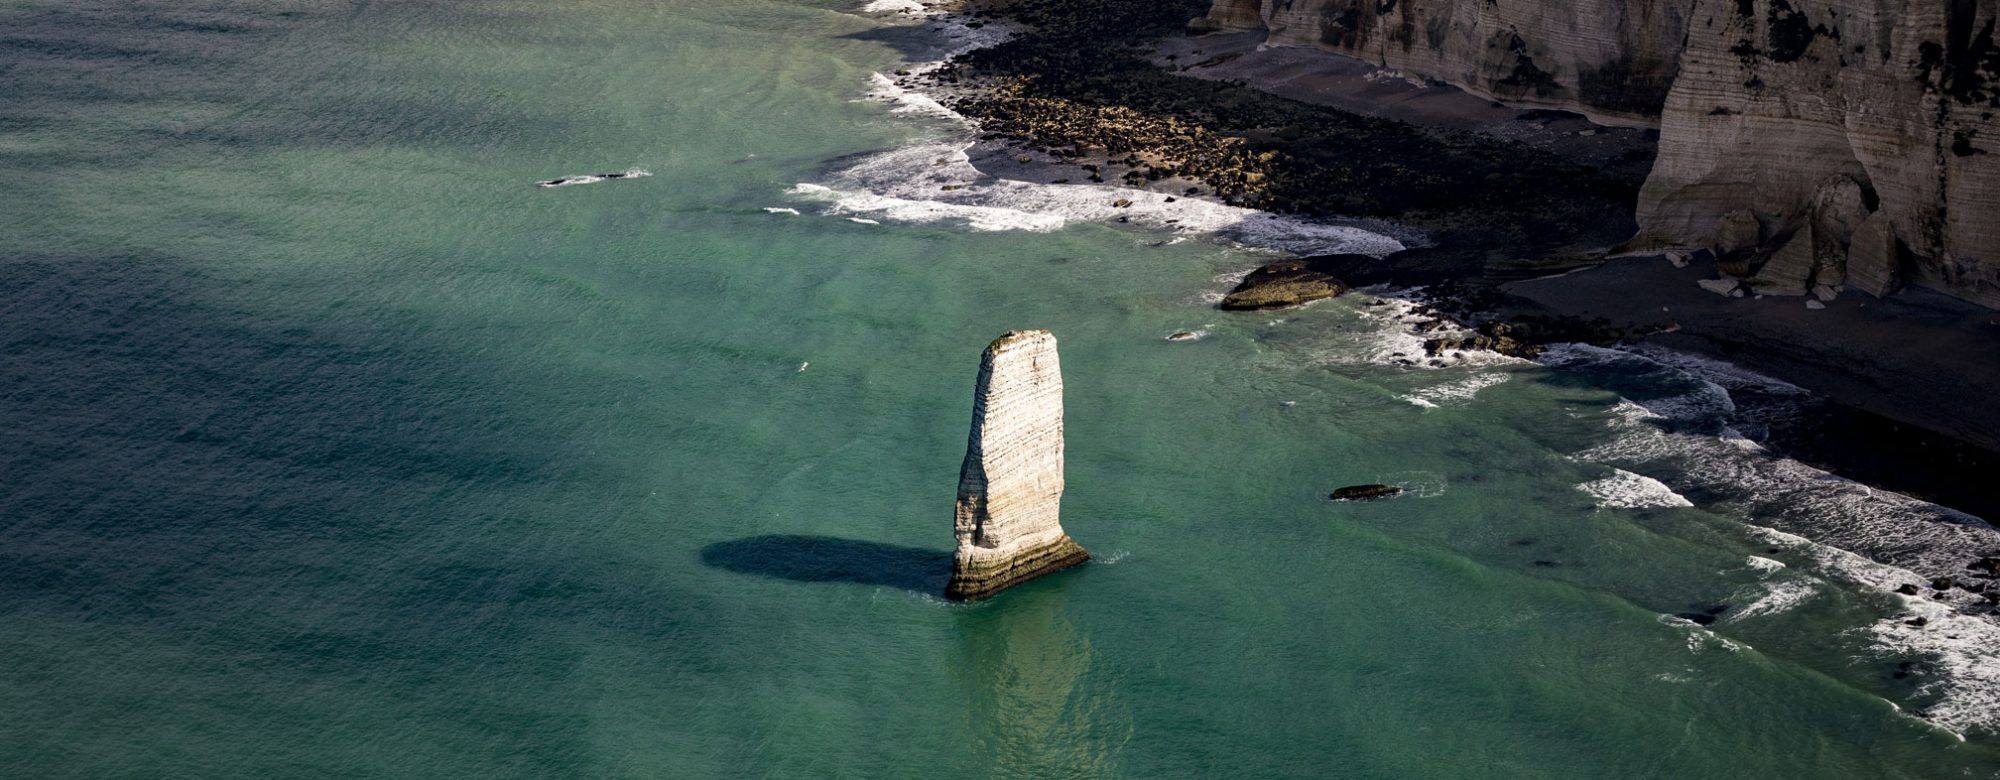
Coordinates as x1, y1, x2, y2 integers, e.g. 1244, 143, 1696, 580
700, 535, 952, 593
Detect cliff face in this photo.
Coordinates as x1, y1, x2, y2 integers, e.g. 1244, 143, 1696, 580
1203, 0, 2000, 307
946, 330, 1089, 601
1203, 0, 1691, 122
1638, 0, 2000, 305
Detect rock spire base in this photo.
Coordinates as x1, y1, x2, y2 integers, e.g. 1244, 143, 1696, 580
945, 330, 1088, 601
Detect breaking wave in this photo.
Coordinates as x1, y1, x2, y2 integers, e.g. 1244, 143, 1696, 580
1543, 341, 2000, 736
810, 4, 1407, 256
790, 141, 1404, 255
1577, 468, 1693, 509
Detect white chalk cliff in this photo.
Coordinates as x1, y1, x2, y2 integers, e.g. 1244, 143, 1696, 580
1202, 0, 1689, 124
946, 330, 1089, 601
1202, 0, 2000, 307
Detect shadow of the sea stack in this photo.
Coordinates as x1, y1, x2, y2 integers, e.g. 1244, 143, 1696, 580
700, 535, 952, 593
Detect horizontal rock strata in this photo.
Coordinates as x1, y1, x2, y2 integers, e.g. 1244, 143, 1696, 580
1637, 0, 2000, 308
1201, 0, 1690, 124
947, 330, 1089, 601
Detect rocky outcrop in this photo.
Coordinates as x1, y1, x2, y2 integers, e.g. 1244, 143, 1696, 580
1220, 259, 1350, 310
1201, 0, 2000, 308
946, 330, 1089, 601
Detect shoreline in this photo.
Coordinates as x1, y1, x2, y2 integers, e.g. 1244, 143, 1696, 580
842, 0, 2000, 738
1506, 254, 2000, 517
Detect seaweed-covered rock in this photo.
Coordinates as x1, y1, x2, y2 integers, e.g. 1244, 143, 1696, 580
1220, 259, 1348, 310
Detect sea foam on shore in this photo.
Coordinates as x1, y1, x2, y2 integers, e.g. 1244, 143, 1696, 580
805, 2, 1407, 256
1543, 342, 2000, 737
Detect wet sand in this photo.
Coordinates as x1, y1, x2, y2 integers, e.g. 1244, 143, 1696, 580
1508, 254, 2000, 453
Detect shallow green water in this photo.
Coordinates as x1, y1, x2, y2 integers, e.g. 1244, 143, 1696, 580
2, 1, 1996, 777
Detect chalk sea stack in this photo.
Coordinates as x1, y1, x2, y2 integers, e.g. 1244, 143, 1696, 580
945, 330, 1090, 601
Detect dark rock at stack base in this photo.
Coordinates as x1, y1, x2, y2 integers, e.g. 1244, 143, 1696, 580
1330, 484, 1404, 501
1220, 258, 1353, 310
945, 536, 1090, 601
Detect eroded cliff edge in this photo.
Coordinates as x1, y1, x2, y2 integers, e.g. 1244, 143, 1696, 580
947, 330, 1089, 601
1201, 0, 2000, 308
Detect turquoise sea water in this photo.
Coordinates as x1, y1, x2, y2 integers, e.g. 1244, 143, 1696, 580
3, 1, 1998, 776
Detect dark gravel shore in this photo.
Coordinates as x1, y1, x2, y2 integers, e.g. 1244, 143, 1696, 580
928, 0, 1645, 256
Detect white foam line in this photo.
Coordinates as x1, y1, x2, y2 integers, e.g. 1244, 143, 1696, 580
790, 142, 1406, 254
1745, 555, 1787, 575
1754, 526, 1999, 738
1723, 577, 1820, 622
812, 9, 1409, 257
1314, 288, 1528, 371
1403, 372, 1511, 407
1577, 468, 1693, 509
867, 72, 972, 124
860, 0, 927, 13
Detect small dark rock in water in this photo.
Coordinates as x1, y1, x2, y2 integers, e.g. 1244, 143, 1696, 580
1222, 259, 1350, 310
1905, 617, 1929, 627
1932, 576, 1956, 590
1675, 612, 1719, 626
1895, 583, 1922, 595
1330, 484, 1404, 501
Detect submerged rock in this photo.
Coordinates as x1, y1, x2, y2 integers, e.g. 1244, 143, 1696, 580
1330, 484, 1404, 501
1675, 612, 1719, 626
1220, 259, 1349, 310
945, 330, 1090, 601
